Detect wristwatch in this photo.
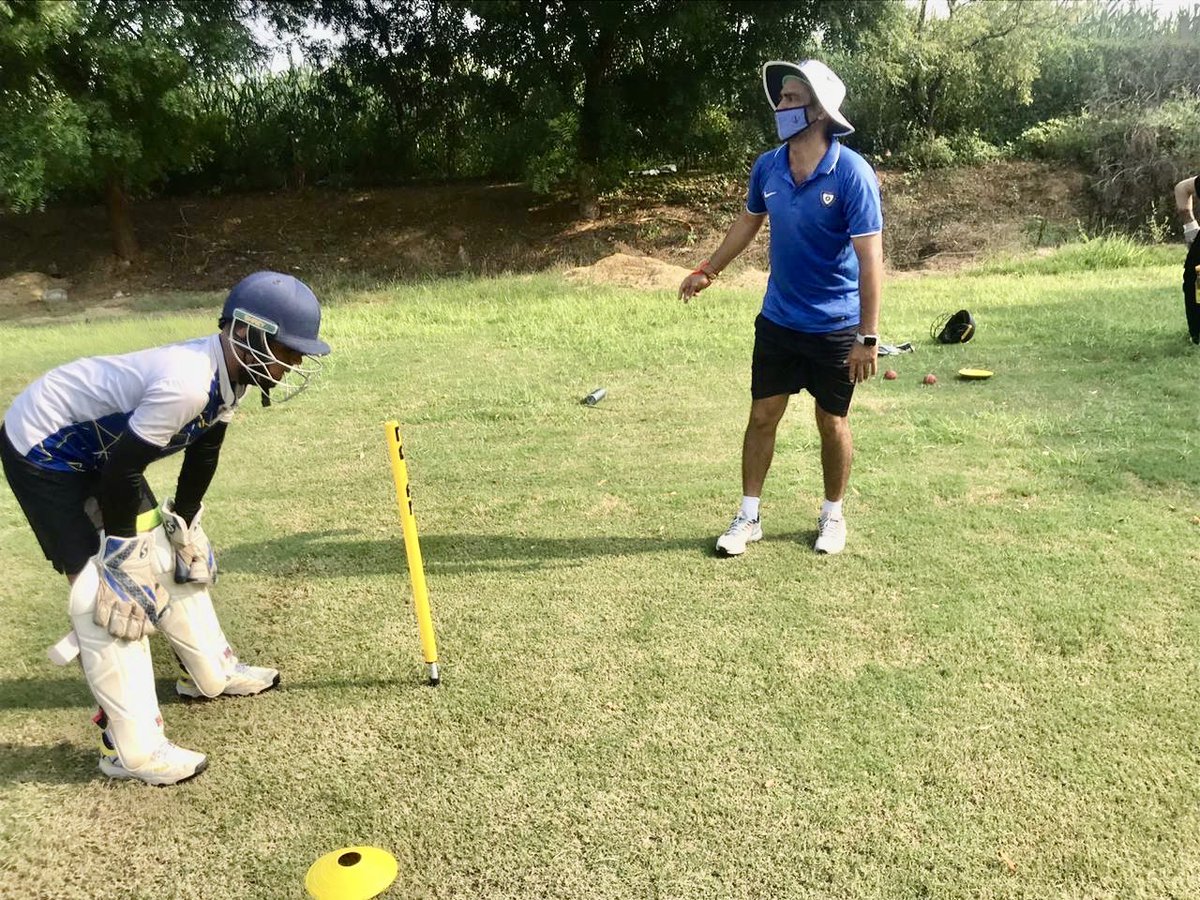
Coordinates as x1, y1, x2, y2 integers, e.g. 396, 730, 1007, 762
855, 333, 878, 347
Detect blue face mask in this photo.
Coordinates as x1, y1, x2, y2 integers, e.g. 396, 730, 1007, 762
775, 106, 811, 141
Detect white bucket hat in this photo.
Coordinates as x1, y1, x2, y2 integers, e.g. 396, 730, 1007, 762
762, 58, 854, 137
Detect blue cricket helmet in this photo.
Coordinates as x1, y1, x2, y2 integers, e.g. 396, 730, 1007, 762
221, 271, 331, 356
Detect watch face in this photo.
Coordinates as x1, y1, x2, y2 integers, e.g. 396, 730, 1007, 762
861, 335, 877, 347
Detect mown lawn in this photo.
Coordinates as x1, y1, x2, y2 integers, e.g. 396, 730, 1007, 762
1, 250, 1198, 899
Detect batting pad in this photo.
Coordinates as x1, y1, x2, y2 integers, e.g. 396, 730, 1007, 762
68, 562, 166, 771
150, 527, 237, 698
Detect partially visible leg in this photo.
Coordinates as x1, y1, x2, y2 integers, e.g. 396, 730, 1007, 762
716, 395, 790, 556
810, 328, 856, 554
742, 394, 790, 497
68, 564, 208, 784
5, 437, 204, 783
814, 404, 853, 503
1183, 239, 1200, 344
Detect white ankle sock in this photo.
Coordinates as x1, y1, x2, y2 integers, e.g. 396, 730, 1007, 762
822, 499, 843, 519
740, 496, 760, 520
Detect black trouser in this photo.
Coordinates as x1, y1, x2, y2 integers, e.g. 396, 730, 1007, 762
1183, 238, 1200, 344
0, 426, 155, 576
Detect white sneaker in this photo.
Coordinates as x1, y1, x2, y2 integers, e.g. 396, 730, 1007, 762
814, 513, 847, 555
715, 513, 763, 556
176, 663, 280, 699
99, 740, 208, 786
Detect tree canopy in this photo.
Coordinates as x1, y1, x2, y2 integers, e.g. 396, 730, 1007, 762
3, 0, 1199, 254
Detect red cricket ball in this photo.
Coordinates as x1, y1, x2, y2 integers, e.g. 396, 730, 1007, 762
923, 373, 938, 385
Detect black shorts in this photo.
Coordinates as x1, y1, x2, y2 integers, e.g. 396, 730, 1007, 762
1, 425, 157, 576
751, 314, 857, 416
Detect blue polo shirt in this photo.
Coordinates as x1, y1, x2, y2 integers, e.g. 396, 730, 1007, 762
746, 140, 883, 333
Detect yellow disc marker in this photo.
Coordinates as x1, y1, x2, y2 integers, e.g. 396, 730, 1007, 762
957, 368, 994, 380
305, 846, 398, 900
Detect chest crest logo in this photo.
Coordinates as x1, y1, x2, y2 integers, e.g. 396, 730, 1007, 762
821, 191, 836, 207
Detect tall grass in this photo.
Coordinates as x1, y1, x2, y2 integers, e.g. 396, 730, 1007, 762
973, 234, 1181, 276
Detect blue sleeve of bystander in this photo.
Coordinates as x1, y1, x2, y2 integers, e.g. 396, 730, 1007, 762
841, 152, 883, 238
745, 153, 769, 216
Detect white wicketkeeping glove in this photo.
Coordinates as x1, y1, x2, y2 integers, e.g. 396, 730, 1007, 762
93, 533, 170, 641
1185, 221, 1198, 246
162, 499, 217, 584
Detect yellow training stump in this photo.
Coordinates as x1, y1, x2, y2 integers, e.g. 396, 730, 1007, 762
305, 846, 398, 900
384, 420, 441, 685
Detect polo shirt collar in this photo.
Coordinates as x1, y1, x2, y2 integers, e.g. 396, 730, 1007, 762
776, 138, 842, 186
816, 139, 842, 176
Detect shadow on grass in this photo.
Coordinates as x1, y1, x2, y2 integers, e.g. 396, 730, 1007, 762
221, 529, 719, 577
279, 676, 431, 694
0, 741, 98, 785
0, 675, 203, 712
0, 671, 433, 713
0, 676, 91, 710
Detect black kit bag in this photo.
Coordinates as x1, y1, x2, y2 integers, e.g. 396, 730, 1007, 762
930, 309, 976, 344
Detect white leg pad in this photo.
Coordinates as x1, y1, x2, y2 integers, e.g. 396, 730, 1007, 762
157, 581, 237, 698
148, 525, 235, 697
67, 563, 165, 771
149, 526, 278, 699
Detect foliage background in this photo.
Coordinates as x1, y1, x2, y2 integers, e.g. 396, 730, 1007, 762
3, 0, 1200, 251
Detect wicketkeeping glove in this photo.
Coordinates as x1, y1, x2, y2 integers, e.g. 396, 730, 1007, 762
93, 533, 170, 641
162, 498, 217, 584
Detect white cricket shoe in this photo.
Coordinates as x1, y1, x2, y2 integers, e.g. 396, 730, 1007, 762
715, 513, 763, 556
99, 741, 208, 786
176, 663, 280, 699
814, 512, 847, 555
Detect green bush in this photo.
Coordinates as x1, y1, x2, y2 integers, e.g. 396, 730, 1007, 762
894, 130, 1007, 170
1016, 116, 1096, 164
896, 135, 957, 170
524, 109, 580, 195
1015, 97, 1200, 231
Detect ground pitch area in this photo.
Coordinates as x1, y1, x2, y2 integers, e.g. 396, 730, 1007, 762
2, 249, 1198, 898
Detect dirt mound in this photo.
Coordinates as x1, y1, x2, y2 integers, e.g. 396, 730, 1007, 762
566, 252, 771, 295
565, 253, 692, 291
0, 271, 72, 313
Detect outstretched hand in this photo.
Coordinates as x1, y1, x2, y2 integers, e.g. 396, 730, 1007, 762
679, 272, 712, 303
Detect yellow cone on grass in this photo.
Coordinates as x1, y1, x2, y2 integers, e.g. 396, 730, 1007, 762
305, 846, 398, 900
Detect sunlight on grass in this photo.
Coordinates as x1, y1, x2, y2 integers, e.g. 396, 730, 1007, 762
972, 234, 1181, 276
1, 261, 1198, 898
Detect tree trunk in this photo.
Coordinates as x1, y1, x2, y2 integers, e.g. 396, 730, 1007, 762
105, 173, 139, 261
576, 30, 616, 219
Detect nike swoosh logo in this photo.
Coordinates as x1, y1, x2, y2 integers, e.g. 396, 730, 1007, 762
764, 191, 778, 198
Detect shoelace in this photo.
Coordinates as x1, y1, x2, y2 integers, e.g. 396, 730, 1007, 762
725, 515, 757, 535
818, 515, 843, 533
144, 741, 184, 767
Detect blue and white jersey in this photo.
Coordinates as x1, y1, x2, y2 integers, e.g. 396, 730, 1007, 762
4, 334, 243, 473
746, 139, 883, 333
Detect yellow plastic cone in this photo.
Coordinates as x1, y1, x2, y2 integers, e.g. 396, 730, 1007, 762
305, 846, 398, 900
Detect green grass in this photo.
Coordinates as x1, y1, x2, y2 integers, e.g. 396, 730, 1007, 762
973, 234, 1181, 276
1, 258, 1199, 899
